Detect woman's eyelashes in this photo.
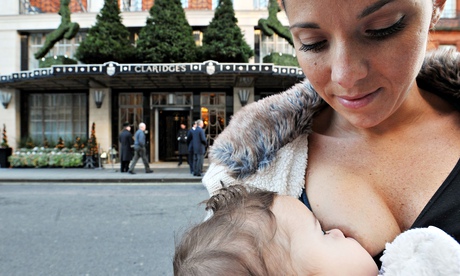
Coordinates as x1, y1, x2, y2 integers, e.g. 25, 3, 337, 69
299, 40, 327, 53
365, 15, 407, 40
297, 15, 407, 53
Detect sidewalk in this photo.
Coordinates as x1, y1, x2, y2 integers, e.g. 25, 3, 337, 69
0, 161, 207, 184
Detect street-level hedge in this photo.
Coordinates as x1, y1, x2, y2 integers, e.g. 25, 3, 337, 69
8, 148, 85, 168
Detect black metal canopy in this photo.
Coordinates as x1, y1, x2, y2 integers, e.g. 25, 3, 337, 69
0, 60, 305, 91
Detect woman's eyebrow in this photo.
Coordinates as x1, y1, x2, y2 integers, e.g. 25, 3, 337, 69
358, 0, 394, 19
289, 22, 320, 30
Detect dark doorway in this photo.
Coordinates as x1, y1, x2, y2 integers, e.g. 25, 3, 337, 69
158, 110, 190, 161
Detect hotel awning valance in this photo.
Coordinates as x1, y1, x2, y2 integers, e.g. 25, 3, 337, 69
0, 60, 305, 91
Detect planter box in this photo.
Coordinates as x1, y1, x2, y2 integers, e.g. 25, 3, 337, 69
0, 147, 12, 168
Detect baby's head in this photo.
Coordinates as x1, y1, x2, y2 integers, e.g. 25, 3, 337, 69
173, 185, 292, 275
173, 185, 378, 275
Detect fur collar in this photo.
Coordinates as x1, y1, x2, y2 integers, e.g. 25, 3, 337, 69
209, 49, 460, 179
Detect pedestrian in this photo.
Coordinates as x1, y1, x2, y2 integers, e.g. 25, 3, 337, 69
128, 122, 153, 174
176, 123, 188, 166
189, 119, 207, 177
203, 0, 460, 269
118, 122, 133, 173
187, 121, 197, 175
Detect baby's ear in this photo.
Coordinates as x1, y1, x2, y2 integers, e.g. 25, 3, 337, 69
431, 0, 446, 29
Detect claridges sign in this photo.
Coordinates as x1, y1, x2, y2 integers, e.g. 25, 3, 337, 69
134, 64, 187, 73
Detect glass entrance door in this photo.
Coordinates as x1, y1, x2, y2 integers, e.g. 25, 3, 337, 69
158, 110, 190, 161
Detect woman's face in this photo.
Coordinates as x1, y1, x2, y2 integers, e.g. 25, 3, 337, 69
286, 0, 435, 129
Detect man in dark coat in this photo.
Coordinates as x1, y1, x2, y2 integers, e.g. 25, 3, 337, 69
189, 119, 207, 177
186, 121, 197, 175
176, 123, 188, 166
118, 122, 133, 173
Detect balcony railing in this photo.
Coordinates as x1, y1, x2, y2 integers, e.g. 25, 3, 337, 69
20, 0, 87, 14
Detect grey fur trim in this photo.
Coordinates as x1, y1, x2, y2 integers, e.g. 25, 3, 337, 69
209, 80, 325, 179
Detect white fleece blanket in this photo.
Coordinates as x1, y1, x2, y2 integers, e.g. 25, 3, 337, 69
379, 226, 460, 276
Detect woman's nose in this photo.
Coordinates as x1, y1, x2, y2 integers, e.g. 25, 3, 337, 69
330, 42, 368, 89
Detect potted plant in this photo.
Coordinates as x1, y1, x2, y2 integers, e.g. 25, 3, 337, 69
1, 124, 12, 168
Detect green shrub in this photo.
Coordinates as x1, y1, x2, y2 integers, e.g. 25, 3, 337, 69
38, 56, 78, 68
8, 147, 84, 168
263, 52, 299, 67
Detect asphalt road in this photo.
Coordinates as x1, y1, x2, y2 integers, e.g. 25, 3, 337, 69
0, 183, 209, 276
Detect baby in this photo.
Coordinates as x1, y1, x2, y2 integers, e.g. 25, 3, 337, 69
173, 185, 460, 276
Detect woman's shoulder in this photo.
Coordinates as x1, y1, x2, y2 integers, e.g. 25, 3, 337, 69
203, 133, 310, 197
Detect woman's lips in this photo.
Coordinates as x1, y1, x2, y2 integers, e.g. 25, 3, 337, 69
336, 89, 380, 109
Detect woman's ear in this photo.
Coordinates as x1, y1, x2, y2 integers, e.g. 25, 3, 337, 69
431, 0, 447, 29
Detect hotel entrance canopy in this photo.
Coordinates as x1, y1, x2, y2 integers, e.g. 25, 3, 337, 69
0, 60, 305, 90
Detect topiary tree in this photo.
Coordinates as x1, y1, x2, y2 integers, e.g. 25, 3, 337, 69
258, 0, 298, 66
258, 0, 293, 46
43, 137, 49, 148
200, 0, 253, 62
34, 0, 80, 59
75, 0, 135, 64
56, 137, 65, 150
136, 0, 196, 63
1, 124, 9, 148
87, 122, 98, 156
73, 136, 86, 152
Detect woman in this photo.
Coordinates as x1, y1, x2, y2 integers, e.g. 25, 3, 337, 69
203, 0, 459, 266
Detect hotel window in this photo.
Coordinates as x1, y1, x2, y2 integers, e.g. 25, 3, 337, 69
29, 32, 85, 70
151, 92, 193, 106
254, 30, 296, 63
119, 93, 144, 133
121, 0, 143, 11
200, 93, 226, 148
29, 93, 87, 143
253, 0, 269, 9
212, 0, 231, 9
442, 0, 457, 18
181, 0, 188, 8
439, 44, 458, 51
193, 30, 203, 46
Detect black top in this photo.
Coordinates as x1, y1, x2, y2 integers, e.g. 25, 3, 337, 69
299, 158, 460, 268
